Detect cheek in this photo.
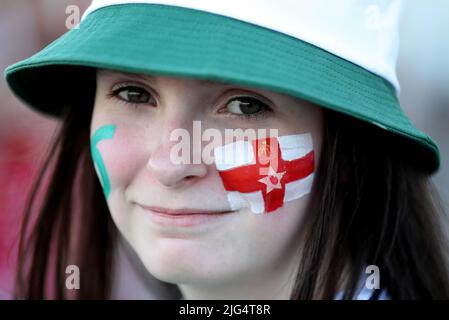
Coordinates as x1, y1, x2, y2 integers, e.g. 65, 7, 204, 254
198, 196, 311, 278
92, 124, 148, 197
93, 124, 152, 240
246, 196, 310, 250
215, 133, 317, 215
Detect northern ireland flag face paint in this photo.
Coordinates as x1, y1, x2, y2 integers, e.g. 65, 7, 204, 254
213, 133, 315, 214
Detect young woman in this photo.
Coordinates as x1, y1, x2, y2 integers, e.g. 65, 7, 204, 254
4, 0, 449, 299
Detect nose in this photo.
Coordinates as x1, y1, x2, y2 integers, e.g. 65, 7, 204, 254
146, 126, 208, 188
145, 78, 212, 188
147, 142, 207, 188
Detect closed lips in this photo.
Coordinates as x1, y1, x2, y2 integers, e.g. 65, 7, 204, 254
140, 205, 233, 215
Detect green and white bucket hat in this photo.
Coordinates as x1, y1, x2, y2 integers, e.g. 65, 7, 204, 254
4, 0, 440, 172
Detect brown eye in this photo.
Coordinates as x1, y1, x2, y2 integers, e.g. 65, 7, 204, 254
226, 97, 268, 115
114, 86, 155, 104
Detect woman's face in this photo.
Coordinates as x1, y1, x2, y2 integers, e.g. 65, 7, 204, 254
91, 69, 323, 297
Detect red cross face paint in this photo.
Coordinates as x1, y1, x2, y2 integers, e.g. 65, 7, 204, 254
213, 133, 315, 214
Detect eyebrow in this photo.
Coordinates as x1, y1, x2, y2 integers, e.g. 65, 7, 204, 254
98, 70, 230, 87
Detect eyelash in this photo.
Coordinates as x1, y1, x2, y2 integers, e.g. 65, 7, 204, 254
107, 82, 157, 108
107, 83, 273, 120
217, 96, 273, 121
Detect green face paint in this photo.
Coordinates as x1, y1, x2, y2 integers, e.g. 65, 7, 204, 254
90, 124, 116, 199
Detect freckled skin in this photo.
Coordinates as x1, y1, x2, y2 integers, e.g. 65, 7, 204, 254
90, 69, 324, 299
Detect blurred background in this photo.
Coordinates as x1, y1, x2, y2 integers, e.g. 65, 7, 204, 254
0, 0, 448, 298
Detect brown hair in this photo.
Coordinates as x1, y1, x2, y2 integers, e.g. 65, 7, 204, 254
292, 111, 449, 299
14, 70, 449, 299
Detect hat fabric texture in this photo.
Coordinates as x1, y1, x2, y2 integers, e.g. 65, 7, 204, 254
4, 0, 440, 172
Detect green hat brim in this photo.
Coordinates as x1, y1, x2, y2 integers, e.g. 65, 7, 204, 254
4, 4, 440, 172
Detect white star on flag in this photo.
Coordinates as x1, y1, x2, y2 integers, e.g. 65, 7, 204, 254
258, 167, 286, 193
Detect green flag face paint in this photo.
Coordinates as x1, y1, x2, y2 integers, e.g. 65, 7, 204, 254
90, 124, 116, 199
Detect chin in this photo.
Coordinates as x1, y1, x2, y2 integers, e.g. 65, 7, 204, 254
136, 247, 232, 286
135, 244, 199, 279
142, 260, 208, 286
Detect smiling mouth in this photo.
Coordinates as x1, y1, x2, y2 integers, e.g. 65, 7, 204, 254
142, 205, 233, 215
137, 204, 236, 228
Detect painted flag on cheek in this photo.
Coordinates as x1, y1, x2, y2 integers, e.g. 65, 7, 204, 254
213, 133, 315, 214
